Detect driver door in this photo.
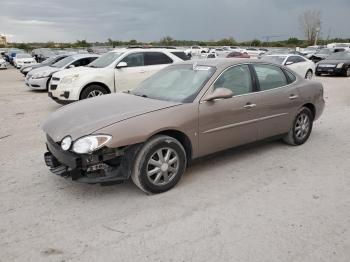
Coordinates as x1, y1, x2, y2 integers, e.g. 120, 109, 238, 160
115, 52, 148, 91
198, 64, 260, 157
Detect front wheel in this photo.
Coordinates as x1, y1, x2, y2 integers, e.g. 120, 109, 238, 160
80, 85, 108, 100
283, 107, 314, 146
131, 135, 187, 194
343, 67, 350, 77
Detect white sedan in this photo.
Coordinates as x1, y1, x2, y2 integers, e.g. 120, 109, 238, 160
13, 54, 37, 69
262, 54, 315, 79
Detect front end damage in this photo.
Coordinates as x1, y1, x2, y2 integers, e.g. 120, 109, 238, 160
44, 135, 138, 184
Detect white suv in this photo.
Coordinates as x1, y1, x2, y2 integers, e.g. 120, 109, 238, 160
49, 49, 187, 104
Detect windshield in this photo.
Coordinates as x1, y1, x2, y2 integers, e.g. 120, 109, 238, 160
51, 56, 75, 68
130, 64, 216, 103
88, 52, 124, 68
262, 56, 286, 65
16, 54, 32, 59
42, 56, 59, 65
327, 52, 350, 60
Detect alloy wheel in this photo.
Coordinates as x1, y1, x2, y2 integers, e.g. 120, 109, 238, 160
146, 147, 179, 186
294, 113, 310, 140
87, 90, 104, 98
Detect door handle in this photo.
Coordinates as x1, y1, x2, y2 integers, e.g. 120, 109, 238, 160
289, 94, 299, 100
243, 103, 256, 109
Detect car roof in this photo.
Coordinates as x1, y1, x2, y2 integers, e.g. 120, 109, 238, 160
177, 58, 262, 69
70, 54, 100, 59
109, 48, 182, 53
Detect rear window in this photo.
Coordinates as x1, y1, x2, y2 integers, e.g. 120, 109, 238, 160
284, 69, 297, 83
171, 51, 190, 61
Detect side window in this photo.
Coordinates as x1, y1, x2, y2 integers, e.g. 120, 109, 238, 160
213, 65, 252, 96
295, 56, 306, 63
54, 56, 66, 63
144, 52, 173, 66
254, 64, 288, 91
71, 58, 84, 67
121, 53, 144, 67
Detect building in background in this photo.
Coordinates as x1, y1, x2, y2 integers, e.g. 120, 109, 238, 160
0, 35, 7, 46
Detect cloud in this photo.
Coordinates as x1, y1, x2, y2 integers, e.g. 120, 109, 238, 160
0, 0, 349, 42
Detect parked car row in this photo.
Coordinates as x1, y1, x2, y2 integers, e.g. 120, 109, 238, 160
3, 45, 327, 194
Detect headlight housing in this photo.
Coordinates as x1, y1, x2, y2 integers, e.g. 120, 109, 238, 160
60, 74, 80, 85
72, 135, 112, 154
32, 71, 50, 79
61, 136, 72, 151
336, 63, 344, 69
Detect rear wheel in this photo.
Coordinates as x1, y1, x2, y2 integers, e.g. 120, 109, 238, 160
80, 85, 108, 100
131, 135, 187, 194
283, 107, 313, 146
305, 70, 313, 79
343, 67, 350, 77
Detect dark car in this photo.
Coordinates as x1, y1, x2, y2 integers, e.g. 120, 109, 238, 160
20, 54, 69, 76
309, 48, 345, 63
316, 52, 350, 77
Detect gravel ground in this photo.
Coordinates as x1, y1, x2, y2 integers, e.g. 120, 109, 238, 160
0, 67, 350, 262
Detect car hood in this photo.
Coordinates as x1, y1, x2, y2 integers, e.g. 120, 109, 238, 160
28, 66, 60, 76
318, 60, 346, 65
52, 66, 108, 78
42, 93, 181, 142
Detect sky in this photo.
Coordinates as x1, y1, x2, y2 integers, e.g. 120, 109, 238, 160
0, 0, 349, 43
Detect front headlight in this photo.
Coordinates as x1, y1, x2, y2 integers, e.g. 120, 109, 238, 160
61, 74, 80, 85
32, 71, 50, 79
336, 63, 344, 68
72, 135, 112, 154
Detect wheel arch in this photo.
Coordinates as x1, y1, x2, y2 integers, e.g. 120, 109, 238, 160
79, 82, 111, 99
302, 103, 316, 119
150, 129, 193, 162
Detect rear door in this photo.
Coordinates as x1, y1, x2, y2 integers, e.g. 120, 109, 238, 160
143, 52, 173, 77
251, 63, 301, 139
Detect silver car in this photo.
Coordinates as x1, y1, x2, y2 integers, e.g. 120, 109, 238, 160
25, 54, 99, 91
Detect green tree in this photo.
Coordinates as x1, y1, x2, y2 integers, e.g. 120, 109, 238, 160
286, 37, 300, 45
251, 39, 261, 46
160, 36, 175, 46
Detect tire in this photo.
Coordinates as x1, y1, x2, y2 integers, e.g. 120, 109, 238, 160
46, 77, 52, 91
131, 135, 187, 194
305, 70, 313, 79
283, 107, 314, 146
343, 67, 350, 77
80, 85, 108, 100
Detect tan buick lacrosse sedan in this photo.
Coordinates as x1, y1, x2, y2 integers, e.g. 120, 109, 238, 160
43, 59, 325, 194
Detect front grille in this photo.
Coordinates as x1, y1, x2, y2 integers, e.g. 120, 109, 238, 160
52, 77, 60, 81
50, 84, 58, 90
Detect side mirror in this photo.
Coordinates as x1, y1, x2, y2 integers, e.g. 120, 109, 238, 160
68, 65, 75, 68
203, 88, 233, 102
285, 61, 294, 65
116, 61, 127, 69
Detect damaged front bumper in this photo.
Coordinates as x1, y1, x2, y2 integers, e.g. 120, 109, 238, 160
44, 135, 136, 184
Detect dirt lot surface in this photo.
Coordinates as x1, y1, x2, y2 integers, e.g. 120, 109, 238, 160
0, 67, 350, 262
